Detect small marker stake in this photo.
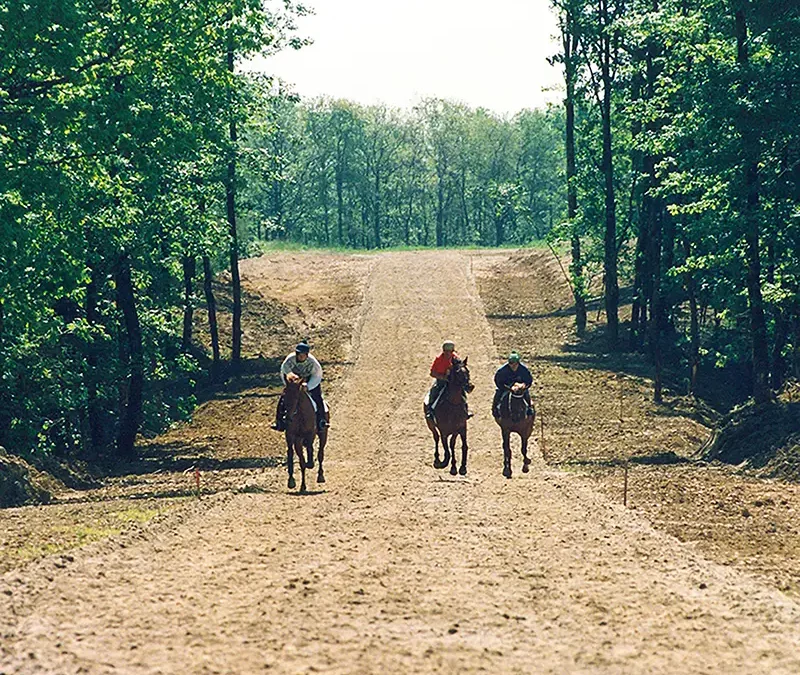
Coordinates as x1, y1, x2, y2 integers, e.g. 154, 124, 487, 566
194, 466, 201, 497
623, 461, 629, 507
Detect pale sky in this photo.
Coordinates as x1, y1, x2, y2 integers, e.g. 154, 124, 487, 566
249, 0, 563, 116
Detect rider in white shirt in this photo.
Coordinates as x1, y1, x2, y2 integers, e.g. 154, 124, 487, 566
272, 341, 328, 432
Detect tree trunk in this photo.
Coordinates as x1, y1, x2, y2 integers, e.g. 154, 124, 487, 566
599, 0, 619, 348
373, 169, 381, 248
181, 253, 196, 353
85, 265, 104, 457
335, 150, 345, 246
684, 237, 700, 395
203, 255, 221, 381
562, 9, 586, 335
226, 24, 242, 369
436, 170, 445, 247
736, 5, 770, 404
115, 256, 143, 459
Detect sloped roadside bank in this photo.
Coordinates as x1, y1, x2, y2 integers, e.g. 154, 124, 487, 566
472, 247, 800, 597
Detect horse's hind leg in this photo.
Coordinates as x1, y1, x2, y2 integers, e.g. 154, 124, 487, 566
521, 434, 532, 473
427, 410, 444, 469
458, 426, 468, 476
287, 436, 296, 489
502, 429, 512, 478
317, 431, 327, 484
449, 434, 458, 475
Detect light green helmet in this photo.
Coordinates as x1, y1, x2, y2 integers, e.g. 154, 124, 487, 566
508, 352, 521, 363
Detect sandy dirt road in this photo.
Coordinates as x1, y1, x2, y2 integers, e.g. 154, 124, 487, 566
2, 251, 800, 674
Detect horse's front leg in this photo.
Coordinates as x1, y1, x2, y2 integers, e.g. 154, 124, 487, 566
458, 425, 468, 476
521, 432, 531, 473
306, 437, 314, 470
316, 430, 327, 484
294, 438, 307, 493
449, 434, 458, 475
286, 434, 296, 489
502, 429, 512, 479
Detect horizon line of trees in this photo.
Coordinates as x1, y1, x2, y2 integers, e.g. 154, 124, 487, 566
238, 96, 566, 250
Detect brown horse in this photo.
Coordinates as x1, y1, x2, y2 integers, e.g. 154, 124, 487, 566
283, 374, 327, 492
425, 357, 474, 476
495, 383, 535, 478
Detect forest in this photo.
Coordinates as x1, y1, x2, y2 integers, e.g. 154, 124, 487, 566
1, 0, 798, 476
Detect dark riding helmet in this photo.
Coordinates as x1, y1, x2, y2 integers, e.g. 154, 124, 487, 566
295, 342, 311, 354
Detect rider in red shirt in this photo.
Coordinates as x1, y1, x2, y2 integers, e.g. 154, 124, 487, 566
425, 340, 457, 419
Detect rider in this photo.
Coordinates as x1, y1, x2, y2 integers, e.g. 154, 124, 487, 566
425, 340, 457, 420
492, 352, 534, 418
272, 341, 328, 432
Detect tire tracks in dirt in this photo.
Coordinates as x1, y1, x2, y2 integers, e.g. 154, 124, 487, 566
2, 251, 800, 674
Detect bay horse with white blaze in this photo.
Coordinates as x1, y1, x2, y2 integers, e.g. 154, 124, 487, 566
425, 357, 474, 475
283, 373, 327, 492
495, 383, 535, 478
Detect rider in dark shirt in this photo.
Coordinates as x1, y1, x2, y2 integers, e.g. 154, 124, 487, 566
492, 352, 534, 418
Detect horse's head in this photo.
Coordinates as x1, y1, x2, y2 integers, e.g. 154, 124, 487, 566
283, 373, 305, 416
449, 356, 475, 394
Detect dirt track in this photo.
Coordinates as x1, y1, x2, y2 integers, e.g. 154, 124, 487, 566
2, 251, 800, 674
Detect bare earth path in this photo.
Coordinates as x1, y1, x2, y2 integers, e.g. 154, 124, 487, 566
3, 251, 800, 674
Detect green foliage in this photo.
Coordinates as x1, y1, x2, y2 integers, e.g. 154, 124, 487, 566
238, 97, 567, 249
0, 0, 302, 464
551, 0, 800, 402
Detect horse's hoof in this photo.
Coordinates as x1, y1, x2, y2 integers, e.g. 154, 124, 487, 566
522, 463, 530, 473
459, 466, 467, 476
450, 466, 457, 476
306, 458, 315, 469
503, 467, 512, 479
288, 476, 296, 489
317, 473, 326, 484
434, 458, 443, 469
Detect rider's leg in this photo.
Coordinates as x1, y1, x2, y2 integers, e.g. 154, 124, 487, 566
426, 380, 445, 419
524, 389, 534, 416
492, 389, 503, 418
308, 385, 327, 430
271, 394, 286, 431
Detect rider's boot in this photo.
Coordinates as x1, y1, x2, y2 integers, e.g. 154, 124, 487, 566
317, 411, 329, 432
425, 403, 435, 420
526, 407, 534, 417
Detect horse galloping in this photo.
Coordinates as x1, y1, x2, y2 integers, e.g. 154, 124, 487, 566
282, 373, 327, 492
425, 357, 474, 476
495, 383, 535, 478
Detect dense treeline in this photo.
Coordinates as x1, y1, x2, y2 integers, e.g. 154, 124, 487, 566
240, 98, 565, 248
0, 0, 304, 463
550, 0, 800, 403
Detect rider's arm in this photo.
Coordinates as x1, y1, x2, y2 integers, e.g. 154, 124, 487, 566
306, 356, 323, 390
494, 366, 506, 389
520, 366, 533, 389
280, 354, 294, 384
